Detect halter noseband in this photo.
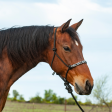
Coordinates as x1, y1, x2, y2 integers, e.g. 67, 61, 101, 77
51, 27, 86, 112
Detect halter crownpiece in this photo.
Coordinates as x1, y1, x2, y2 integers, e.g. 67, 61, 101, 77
51, 27, 86, 112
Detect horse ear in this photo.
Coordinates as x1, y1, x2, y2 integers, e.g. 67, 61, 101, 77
70, 19, 83, 31
58, 19, 72, 33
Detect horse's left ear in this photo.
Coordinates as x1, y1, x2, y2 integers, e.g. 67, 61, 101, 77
70, 19, 83, 31
58, 19, 72, 33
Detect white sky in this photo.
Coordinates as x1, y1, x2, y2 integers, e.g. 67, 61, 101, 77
0, 0, 112, 102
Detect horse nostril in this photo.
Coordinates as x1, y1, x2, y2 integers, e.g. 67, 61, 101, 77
85, 80, 91, 92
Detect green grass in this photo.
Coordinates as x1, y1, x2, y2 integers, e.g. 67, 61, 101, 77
2, 101, 109, 112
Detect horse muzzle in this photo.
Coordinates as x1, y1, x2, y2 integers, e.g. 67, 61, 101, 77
74, 80, 93, 95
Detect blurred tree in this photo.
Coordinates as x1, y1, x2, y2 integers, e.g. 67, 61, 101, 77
67, 96, 77, 105
93, 75, 112, 112
52, 93, 58, 102
44, 89, 65, 104
12, 90, 19, 100
44, 89, 54, 102
30, 93, 42, 103
18, 95, 25, 102
58, 97, 65, 104
84, 98, 92, 106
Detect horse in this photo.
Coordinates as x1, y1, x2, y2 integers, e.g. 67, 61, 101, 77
0, 19, 93, 111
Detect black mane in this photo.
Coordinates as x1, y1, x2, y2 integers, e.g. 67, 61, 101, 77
0, 26, 78, 67
0, 26, 54, 66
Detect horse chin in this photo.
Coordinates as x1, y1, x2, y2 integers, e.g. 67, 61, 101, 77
74, 87, 84, 95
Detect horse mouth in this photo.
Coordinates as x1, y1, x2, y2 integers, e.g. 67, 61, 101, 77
74, 83, 93, 95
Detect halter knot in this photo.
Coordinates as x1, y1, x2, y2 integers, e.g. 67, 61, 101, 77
64, 81, 73, 93
68, 65, 72, 69
64, 81, 69, 86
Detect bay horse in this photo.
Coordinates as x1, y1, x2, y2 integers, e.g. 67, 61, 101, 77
0, 19, 93, 111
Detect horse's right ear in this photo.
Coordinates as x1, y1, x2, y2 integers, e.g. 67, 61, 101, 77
57, 19, 72, 33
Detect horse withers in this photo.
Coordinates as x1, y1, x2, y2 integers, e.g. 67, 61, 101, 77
0, 19, 93, 111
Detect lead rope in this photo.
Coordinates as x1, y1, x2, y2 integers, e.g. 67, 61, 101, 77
58, 73, 84, 112
51, 27, 84, 112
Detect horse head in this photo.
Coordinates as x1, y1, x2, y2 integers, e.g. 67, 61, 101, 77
48, 19, 93, 95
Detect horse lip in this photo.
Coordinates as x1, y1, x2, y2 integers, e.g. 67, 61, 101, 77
75, 82, 93, 95
75, 83, 86, 95
75, 83, 82, 93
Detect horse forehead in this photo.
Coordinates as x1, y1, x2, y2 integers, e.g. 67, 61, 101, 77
58, 32, 72, 43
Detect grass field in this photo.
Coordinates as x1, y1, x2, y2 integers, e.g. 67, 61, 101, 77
2, 101, 110, 112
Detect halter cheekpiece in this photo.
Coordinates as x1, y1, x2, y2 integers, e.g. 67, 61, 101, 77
51, 27, 87, 112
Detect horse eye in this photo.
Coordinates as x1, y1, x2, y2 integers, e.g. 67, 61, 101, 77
63, 46, 71, 52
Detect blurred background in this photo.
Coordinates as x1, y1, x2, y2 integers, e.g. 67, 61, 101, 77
0, 0, 112, 103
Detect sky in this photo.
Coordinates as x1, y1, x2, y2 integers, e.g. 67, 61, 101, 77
0, 0, 112, 102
